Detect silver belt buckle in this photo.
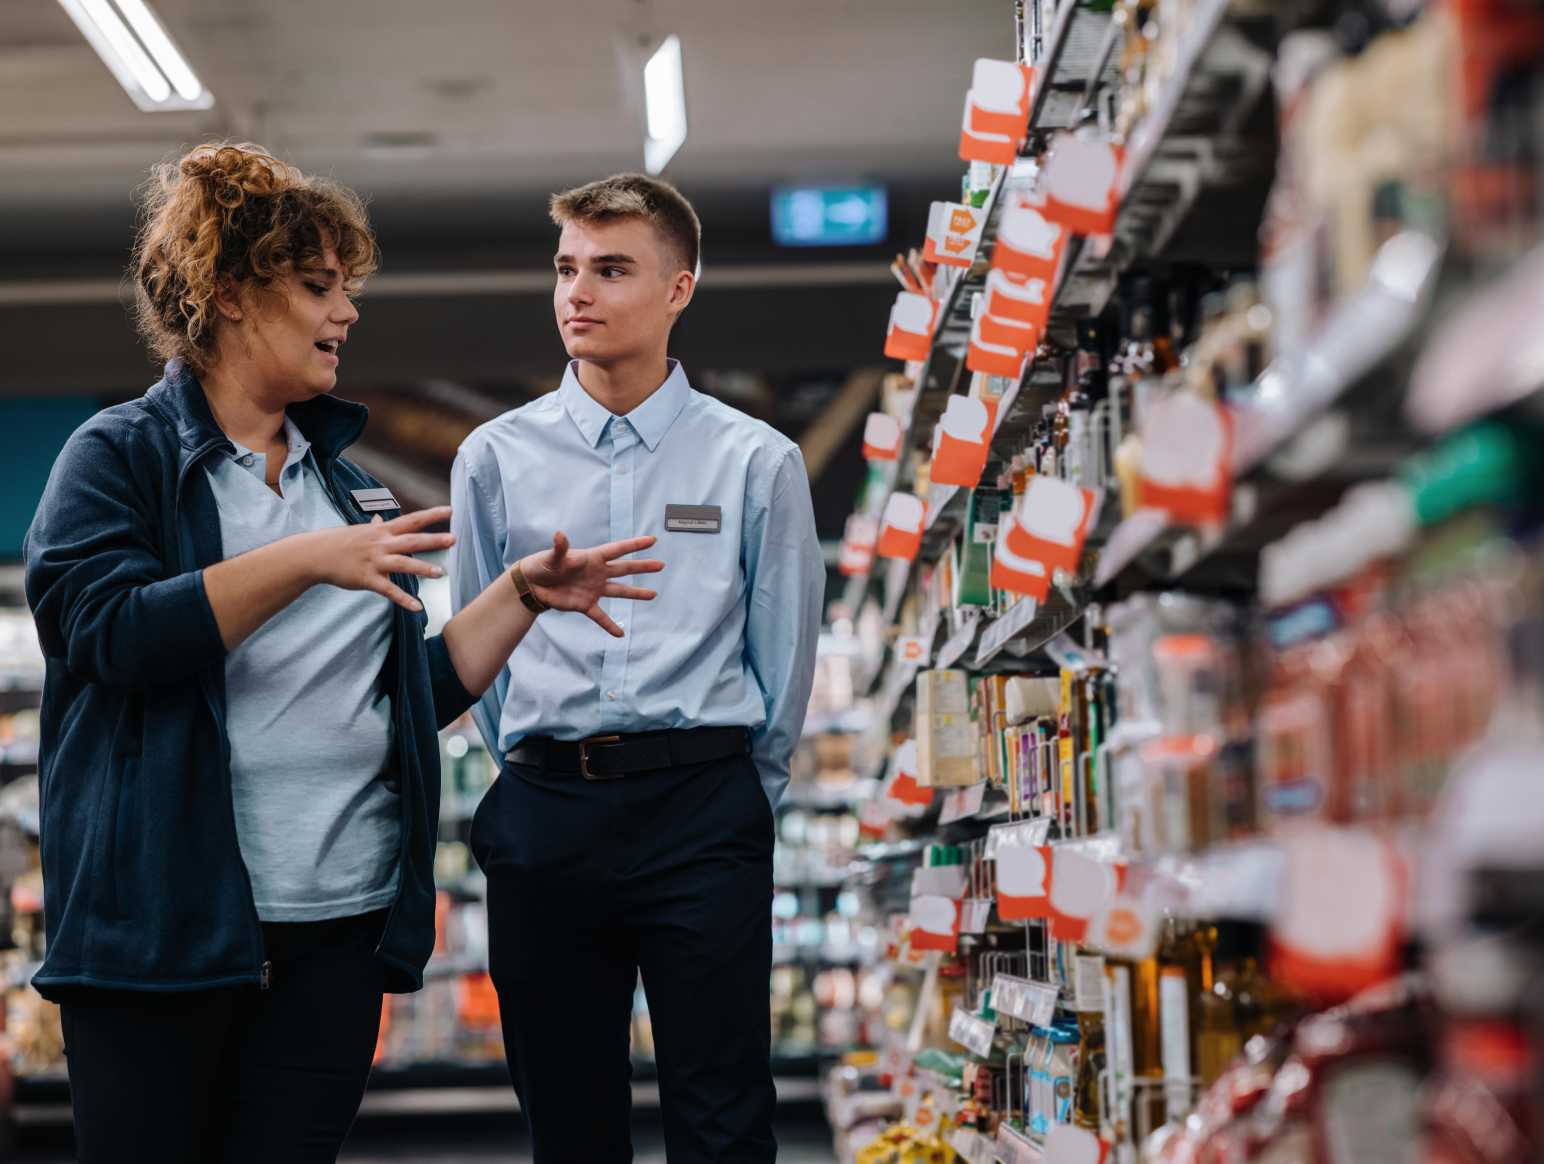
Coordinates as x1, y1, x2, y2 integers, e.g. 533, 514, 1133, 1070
579, 735, 625, 781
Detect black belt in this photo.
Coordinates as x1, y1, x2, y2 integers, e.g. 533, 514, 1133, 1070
506, 726, 750, 781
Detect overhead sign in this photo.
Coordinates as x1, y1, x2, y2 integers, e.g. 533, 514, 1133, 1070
771, 185, 888, 247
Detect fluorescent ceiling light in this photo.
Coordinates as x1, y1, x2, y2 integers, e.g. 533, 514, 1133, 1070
57, 0, 213, 112
643, 35, 686, 175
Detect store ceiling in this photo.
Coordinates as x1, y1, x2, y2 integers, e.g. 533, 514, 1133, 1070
0, 0, 1007, 546
0, 0, 1004, 223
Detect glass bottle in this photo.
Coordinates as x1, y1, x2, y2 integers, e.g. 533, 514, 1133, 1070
1157, 918, 1216, 1120
1073, 1008, 1107, 1133
1104, 950, 1165, 1144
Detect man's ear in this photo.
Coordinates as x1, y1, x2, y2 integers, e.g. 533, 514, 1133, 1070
666, 268, 696, 320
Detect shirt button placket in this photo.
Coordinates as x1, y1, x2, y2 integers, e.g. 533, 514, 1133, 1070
602, 425, 635, 717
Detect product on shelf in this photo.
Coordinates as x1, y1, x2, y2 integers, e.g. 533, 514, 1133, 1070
825, 3, 1543, 1156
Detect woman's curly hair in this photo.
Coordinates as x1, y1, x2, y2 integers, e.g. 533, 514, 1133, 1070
131, 142, 379, 369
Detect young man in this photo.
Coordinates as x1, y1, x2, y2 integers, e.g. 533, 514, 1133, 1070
449, 174, 823, 1162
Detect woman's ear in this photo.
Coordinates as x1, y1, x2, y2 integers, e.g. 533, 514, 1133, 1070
213, 274, 243, 322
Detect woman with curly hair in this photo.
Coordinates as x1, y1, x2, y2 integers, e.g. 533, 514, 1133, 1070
22, 142, 664, 1163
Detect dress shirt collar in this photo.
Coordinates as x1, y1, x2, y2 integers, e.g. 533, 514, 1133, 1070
558, 359, 691, 453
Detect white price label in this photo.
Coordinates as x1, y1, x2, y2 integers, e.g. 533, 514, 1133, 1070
992, 973, 1059, 1028
937, 613, 982, 670
948, 1006, 997, 1059
911, 865, 969, 899
940, 781, 988, 824
960, 897, 994, 935
976, 597, 1040, 665
985, 816, 1053, 859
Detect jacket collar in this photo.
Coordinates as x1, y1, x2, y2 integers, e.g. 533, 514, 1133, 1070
146, 359, 369, 467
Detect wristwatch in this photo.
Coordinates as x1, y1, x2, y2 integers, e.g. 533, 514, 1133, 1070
510, 561, 550, 615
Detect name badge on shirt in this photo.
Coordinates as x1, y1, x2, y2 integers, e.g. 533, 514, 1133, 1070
665, 504, 722, 534
351, 487, 400, 513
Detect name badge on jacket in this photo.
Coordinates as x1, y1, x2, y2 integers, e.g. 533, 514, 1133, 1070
351, 487, 400, 513
665, 504, 722, 534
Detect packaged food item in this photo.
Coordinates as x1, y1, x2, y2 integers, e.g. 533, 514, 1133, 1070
916, 670, 979, 787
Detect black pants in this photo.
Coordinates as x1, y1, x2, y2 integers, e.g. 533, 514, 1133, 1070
474, 751, 777, 1164
60, 909, 389, 1164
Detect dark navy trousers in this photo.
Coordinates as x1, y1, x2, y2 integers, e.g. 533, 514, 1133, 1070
59, 910, 389, 1164
473, 750, 777, 1164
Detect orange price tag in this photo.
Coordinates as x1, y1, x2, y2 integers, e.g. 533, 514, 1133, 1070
923, 201, 987, 269
877, 492, 925, 561
1042, 133, 1122, 237
931, 395, 994, 488
863, 412, 902, 461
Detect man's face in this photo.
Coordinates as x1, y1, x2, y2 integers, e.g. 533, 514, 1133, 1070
553, 216, 691, 366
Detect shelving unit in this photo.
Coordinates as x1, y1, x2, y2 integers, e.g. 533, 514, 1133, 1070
819, 2, 1544, 1162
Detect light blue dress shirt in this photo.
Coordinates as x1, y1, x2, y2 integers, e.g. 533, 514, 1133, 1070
448, 360, 823, 806
205, 417, 400, 922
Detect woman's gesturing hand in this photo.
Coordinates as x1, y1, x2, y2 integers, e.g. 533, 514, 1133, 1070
313, 506, 456, 611
520, 532, 664, 637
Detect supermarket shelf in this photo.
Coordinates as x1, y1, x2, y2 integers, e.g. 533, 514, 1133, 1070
903, 168, 1016, 447
1029, 0, 1119, 132
935, 612, 982, 671
773, 871, 851, 891
801, 707, 872, 738
1231, 232, 1443, 473
870, 655, 919, 733
0, 670, 43, 693
1090, 231, 1445, 592
773, 945, 868, 966
853, 0, 1279, 621
847, 837, 930, 884
845, 167, 1023, 624
951, 1126, 1000, 1164
780, 777, 877, 814
1406, 241, 1544, 436
0, 743, 38, 766
1052, 0, 1275, 332
973, 586, 1083, 669
997, 1122, 1048, 1164
421, 952, 487, 981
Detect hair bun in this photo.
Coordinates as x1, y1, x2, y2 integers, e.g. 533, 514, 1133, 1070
179, 143, 289, 208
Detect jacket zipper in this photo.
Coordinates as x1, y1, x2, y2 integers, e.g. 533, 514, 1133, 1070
175, 440, 271, 990
319, 460, 411, 958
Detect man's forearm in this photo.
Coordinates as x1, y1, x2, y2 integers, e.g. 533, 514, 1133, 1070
440, 567, 538, 700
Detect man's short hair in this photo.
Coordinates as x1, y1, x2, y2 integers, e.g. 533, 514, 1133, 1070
549, 173, 701, 278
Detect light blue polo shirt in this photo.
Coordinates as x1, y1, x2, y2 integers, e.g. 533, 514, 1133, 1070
205, 417, 400, 922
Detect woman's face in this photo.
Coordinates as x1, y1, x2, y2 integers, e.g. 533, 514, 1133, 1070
221, 245, 360, 402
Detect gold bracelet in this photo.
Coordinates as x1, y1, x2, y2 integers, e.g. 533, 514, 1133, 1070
510, 560, 550, 615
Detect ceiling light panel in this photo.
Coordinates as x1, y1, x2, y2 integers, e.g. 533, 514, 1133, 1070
57, 0, 213, 112
643, 34, 686, 175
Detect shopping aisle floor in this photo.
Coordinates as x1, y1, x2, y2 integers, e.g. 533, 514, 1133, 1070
11, 1111, 839, 1162
338, 1115, 838, 1162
